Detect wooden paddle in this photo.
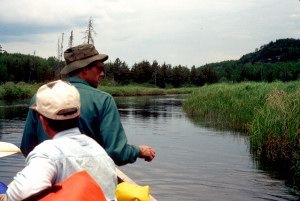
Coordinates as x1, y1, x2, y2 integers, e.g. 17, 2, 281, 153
0, 142, 22, 158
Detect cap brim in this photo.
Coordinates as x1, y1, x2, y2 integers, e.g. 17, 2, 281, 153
61, 54, 108, 75
29, 103, 37, 111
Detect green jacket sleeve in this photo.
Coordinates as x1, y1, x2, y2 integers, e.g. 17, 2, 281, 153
97, 96, 141, 166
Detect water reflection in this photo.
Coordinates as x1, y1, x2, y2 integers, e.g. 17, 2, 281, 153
0, 99, 30, 120
115, 95, 185, 120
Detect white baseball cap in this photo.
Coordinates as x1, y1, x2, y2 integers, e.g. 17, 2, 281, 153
30, 80, 80, 120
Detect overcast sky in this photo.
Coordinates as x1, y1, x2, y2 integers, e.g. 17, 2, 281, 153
1, 0, 300, 68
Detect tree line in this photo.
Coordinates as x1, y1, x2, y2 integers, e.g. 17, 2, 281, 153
0, 38, 300, 87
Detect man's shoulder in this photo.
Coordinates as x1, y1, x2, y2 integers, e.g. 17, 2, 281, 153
27, 139, 59, 159
75, 86, 114, 104
66, 77, 112, 98
75, 134, 112, 157
78, 87, 113, 103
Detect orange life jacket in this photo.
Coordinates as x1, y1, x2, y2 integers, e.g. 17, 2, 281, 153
23, 170, 107, 201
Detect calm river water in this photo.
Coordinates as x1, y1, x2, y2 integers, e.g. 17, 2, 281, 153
0, 95, 299, 201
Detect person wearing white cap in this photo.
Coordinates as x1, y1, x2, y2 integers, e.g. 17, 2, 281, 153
4, 80, 117, 201
21, 44, 156, 166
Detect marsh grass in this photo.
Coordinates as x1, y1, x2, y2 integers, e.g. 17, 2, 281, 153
250, 87, 300, 178
98, 84, 197, 96
0, 82, 197, 99
183, 80, 300, 183
98, 85, 165, 96
0, 82, 40, 100
183, 82, 273, 130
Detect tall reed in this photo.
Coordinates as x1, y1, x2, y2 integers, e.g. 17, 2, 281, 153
183, 80, 300, 183
249, 87, 300, 176
183, 82, 275, 130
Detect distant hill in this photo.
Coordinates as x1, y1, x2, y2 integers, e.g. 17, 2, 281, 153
238, 38, 300, 64
200, 38, 300, 82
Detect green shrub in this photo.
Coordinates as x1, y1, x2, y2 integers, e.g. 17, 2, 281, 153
0, 82, 39, 100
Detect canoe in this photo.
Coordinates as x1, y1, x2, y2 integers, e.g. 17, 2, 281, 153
116, 168, 157, 201
2, 169, 156, 201
0, 142, 157, 200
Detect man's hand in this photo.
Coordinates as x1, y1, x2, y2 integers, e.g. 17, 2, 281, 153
0, 194, 7, 201
138, 145, 156, 162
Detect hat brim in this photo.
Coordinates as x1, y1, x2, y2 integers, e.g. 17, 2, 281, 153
61, 54, 108, 75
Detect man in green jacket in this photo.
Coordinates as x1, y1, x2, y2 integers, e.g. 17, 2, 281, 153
21, 44, 156, 166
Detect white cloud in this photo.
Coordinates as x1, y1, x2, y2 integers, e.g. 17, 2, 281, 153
0, 0, 110, 26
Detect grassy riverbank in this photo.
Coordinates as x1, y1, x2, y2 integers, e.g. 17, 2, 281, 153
0, 82, 40, 100
99, 84, 196, 96
183, 80, 300, 184
0, 81, 197, 100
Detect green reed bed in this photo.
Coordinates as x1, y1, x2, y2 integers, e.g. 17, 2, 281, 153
183, 82, 274, 130
99, 85, 197, 96
0, 82, 40, 100
99, 85, 165, 96
250, 86, 300, 178
0, 82, 196, 100
183, 80, 300, 183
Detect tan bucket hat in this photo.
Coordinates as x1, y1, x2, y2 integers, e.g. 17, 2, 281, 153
61, 44, 108, 75
30, 80, 81, 120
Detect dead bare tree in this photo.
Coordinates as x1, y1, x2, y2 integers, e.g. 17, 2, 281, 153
68, 30, 74, 48
60, 33, 64, 62
82, 17, 96, 44
56, 33, 64, 79
57, 37, 61, 62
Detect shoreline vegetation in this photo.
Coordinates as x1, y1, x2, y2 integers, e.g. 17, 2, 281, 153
183, 80, 300, 187
0, 81, 197, 100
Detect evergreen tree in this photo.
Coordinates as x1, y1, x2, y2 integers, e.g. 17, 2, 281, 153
113, 58, 131, 85
0, 62, 8, 82
170, 65, 187, 88
190, 66, 197, 85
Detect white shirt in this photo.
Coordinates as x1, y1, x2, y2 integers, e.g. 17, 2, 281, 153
6, 128, 117, 201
